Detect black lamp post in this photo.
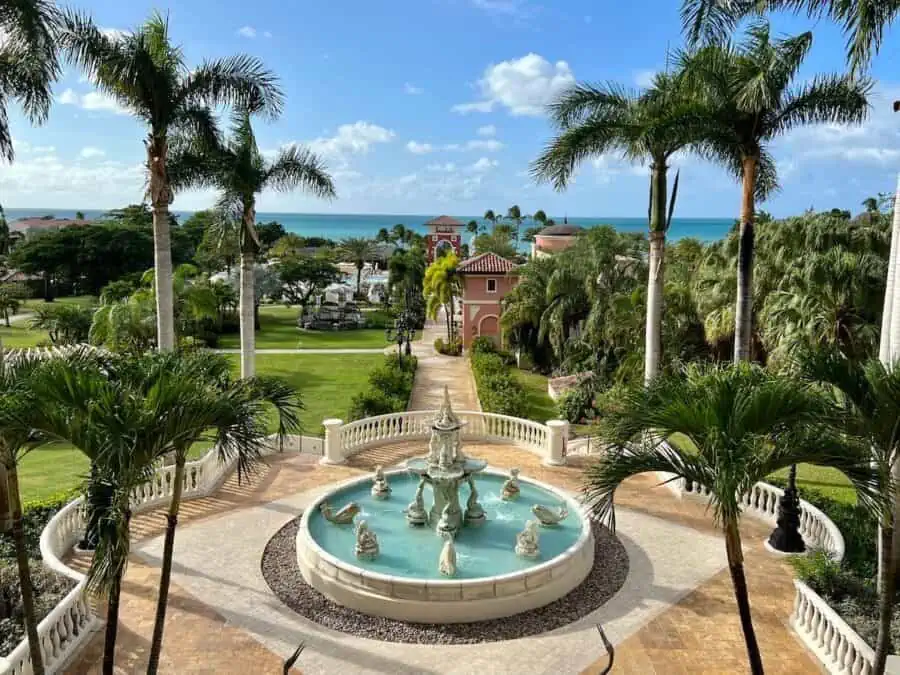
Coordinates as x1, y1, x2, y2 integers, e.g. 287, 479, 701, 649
386, 312, 416, 364
768, 463, 805, 553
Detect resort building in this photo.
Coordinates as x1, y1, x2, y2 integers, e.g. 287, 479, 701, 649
531, 221, 583, 258
12, 216, 92, 238
424, 215, 464, 262
457, 252, 519, 349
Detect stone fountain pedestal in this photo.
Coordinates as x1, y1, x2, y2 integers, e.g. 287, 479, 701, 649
405, 386, 486, 537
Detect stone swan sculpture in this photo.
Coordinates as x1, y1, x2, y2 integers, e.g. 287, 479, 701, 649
501, 468, 521, 501
354, 520, 380, 560
371, 465, 392, 499
532, 503, 568, 526
439, 532, 457, 576
320, 501, 360, 525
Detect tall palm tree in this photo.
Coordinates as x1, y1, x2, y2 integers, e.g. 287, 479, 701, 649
677, 21, 871, 362
483, 209, 497, 232
0, 0, 60, 166
127, 351, 302, 674
532, 72, 695, 383
506, 204, 523, 244
797, 352, 900, 674
682, 0, 900, 74
863, 196, 880, 214
585, 363, 879, 675
59, 11, 282, 351
171, 111, 335, 377
338, 237, 376, 296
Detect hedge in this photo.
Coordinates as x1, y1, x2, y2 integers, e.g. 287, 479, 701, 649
348, 354, 418, 420
470, 340, 527, 417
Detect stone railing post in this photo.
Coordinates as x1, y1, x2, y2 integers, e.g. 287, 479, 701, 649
545, 419, 568, 466
321, 418, 345, 465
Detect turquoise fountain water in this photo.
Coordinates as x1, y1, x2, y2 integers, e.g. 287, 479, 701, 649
307, 471, 583, 580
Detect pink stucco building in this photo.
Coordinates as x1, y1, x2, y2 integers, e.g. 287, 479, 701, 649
531, 222, 583, 257
457, 252, 519, 349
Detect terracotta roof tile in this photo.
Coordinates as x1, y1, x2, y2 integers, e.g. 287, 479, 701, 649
457, 252, 518, 274
424, 215, 463, 226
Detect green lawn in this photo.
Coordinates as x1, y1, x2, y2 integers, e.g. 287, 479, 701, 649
513, 369, 559, 424
0, 319, 50, 348
22, 295, 97, 310
217, 305, 390, 349
17, 352, 384, 501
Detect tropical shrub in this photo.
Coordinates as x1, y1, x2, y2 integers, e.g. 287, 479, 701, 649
470, 350, 527, 417
348, 355, 417, 420
30, 303, 94, 344
434, 337, 462, 356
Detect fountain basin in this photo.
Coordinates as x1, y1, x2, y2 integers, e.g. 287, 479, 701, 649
296, 468, 594, 623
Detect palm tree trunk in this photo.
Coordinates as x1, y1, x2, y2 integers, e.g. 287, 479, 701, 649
874, 521, 896, 673
725, 519, 764, 675
147, 459, 185, 675
102, 508, 131, 675
885, 173, 900, 366
7, 464, 45, 675
239, 249, 256, 378
148, 135, 175, 351
645, 163, 667, 384
356, 265, 362, 296
734, 155, 758, 363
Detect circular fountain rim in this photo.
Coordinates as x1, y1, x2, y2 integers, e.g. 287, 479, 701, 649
299, 465, 592, 587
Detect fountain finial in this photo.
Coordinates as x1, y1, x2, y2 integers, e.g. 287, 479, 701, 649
433, 385, 461, 431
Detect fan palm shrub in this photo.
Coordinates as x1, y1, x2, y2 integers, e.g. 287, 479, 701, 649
585, 363, 880, 674
338, 237, 376, 297
59, 11, 282, 350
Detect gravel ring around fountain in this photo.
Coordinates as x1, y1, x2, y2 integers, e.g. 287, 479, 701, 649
260, 516, 629, 645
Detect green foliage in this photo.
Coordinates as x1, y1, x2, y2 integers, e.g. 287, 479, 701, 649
434, 336, 462, 356
473, 230, 517, 259
0, 563, 74, 651
470, 336, 497, 355
348, 354, 417, 420
471, 350, 527, 417
0, 284, 23, 326
277, 254, 341, 309
30, 303, 94, 344
0, 492, 79, 562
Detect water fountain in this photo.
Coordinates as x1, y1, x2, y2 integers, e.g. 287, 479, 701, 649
296, 390, 595, 623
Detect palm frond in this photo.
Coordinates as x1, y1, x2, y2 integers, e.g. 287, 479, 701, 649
182, 54, 283, 119
264, 145, 336, 197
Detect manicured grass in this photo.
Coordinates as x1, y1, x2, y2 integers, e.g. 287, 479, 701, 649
22, 295, 97, 310
217, 305, 390, 349
513, 369, 559, 424
16, 352, 384, 500
0, 319, 50, 348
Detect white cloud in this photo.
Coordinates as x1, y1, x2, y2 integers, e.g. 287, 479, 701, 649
57, 88, 78, 105
470, 157, 499, 172
404, 83, 424, 95
79, 146, 105, 159
101, 27, 128, 42
476, 125, 496, 137
399, 173, 418, 185
591, 154, 646, 183
427, 162, 457, 172
32, 145, 55, 153
452, 53, 575, 117
0, 154, 144, 203
406, 141, 434, 154
465, 139, 503, 152
263, 31, 273, 38
59, 88, 128, 115
237, 26, 257, 38
634, 69, 656, 89
307, 121, 395, 158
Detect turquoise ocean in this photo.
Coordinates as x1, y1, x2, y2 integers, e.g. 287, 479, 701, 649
4, 209, 735, 243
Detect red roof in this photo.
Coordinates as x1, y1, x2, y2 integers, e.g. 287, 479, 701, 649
457, 252, 518, 274
424, 215, 463, 227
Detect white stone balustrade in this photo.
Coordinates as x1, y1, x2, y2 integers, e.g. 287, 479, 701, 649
545, 420, 568, 466
793, 580, 875, 675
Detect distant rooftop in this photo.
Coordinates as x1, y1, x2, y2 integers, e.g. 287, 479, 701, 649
537, 223, 583, 237
424, 215, 463, 227
457, 252, 518, 274
12, 217, 92, 232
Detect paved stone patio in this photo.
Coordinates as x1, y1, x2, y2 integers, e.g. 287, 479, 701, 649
63, 333, 822, 674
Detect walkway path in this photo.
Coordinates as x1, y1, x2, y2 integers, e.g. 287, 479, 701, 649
405, 309, 479, 411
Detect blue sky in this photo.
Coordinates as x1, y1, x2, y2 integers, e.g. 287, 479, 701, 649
4, 0, 900, 217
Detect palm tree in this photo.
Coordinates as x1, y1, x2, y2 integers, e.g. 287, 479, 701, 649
0, 0, 60, 166
60, 11, 282, 351
863, 196, 880, 214
506, 204, 523, 244
799, 352, 900, 673
132, 351, 302, 674
171, 111, 334, 377
338, 237, 376, 296
585, 363, 879, 675
677, 21, 871, 362
483, 209, 497, 231
466, 219, 479, 235
682, 0, 900, 74
391, 223, 408, 246
423, 252, 461, 342
532, 72, 695, 382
